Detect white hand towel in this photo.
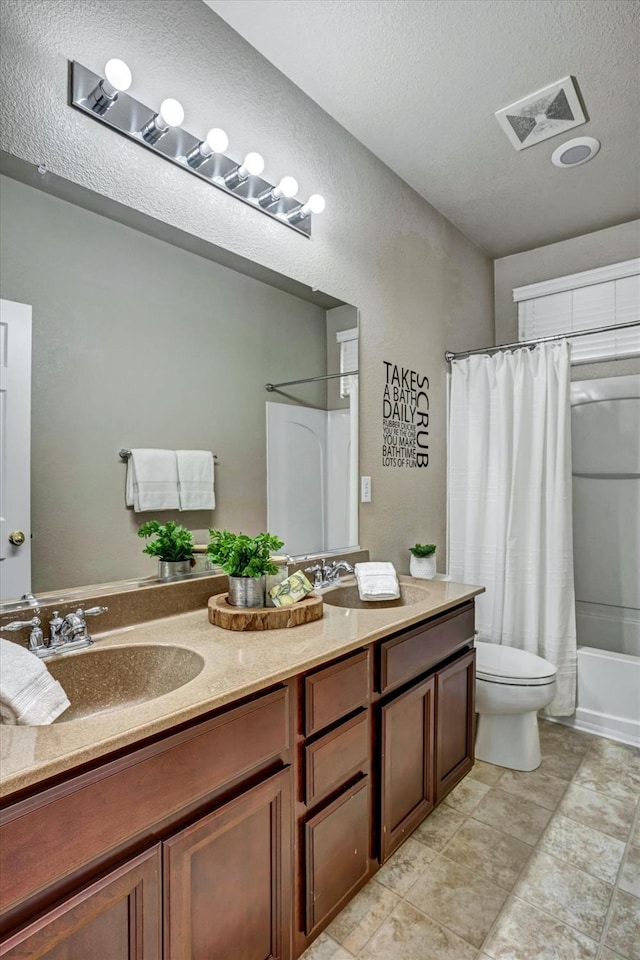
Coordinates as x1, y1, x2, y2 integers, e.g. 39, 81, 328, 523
126, 449, 180, 512
176, 450, 215, 511
0, 639, 70, 725
354, 561, 400, 601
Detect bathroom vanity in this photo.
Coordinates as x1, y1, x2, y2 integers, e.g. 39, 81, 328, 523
0, 577, 482, 959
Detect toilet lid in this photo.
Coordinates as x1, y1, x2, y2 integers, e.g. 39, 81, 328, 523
475, 641, 557, 686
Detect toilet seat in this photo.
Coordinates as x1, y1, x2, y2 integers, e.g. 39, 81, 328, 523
475, 641, 556, 687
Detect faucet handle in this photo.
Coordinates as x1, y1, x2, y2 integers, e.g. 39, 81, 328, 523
82, 606, 109, 617
1, 617, 42, 632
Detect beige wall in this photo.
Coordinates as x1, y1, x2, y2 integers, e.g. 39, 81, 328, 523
0, 175, 331, 591
0, 0, 494, 580
494, 220, 640, 381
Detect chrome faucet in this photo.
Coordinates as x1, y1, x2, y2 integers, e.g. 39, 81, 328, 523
304, 560, 354, 589
0, 606, 108, 659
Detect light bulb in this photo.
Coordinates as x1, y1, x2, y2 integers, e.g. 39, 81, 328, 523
104, 58, 132, 93
158, 98, 184, 128
304, 193, 326, 215
238, 152, 265, 178
274, 176, 298, 199
204, 128, 228, 155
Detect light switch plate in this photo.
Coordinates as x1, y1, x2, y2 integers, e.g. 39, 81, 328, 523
361, 476, 372, 502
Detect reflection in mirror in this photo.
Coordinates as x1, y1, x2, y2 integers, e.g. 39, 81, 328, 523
0, 165, 358, 602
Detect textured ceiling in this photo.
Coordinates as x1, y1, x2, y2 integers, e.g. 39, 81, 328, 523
204, 0, 640, 257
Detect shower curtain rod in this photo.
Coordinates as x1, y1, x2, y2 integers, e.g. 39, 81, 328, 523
444, 320, 640, 363
265, 370, 358, 391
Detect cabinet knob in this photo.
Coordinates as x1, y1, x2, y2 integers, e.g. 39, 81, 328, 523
8, 531, 26, 546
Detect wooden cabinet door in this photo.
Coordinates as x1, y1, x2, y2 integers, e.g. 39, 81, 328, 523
304, 776, 370, 935
0, 846, 161, 960
163, 769, 291, 960
435, 648, 476, 802
379, 676, 435, 862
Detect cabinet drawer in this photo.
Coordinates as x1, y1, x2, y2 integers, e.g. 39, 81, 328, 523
304, 650, 369, 736
304, 777, 370, 934
305, 711, 369, 807
0, 686, 289, 919
379, 604, 474, 694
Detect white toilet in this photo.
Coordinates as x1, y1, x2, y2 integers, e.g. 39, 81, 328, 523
475, 641, 557, 771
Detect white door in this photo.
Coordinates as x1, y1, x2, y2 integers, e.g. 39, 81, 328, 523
266, 402, 326, 557
0, 299, 32, 601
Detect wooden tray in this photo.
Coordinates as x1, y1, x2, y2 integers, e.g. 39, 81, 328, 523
208, 593, 323, 631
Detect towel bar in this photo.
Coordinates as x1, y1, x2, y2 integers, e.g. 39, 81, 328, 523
119, 449, 218, 461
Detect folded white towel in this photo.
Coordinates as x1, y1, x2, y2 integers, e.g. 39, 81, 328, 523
126, 449, 180, 512
354, 561, 400, 601
0, 639, 70, 725
176, 450, 215, 511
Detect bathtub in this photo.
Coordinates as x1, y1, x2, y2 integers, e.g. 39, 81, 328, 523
553, 375, 640, 748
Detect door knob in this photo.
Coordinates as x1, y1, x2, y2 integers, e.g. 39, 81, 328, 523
8, 531, 26, 546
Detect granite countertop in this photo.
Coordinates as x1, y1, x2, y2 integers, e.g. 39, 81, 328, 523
0, 577, 483, 800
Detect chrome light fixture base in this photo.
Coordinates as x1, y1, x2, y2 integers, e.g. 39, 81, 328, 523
70, 61, 313, 238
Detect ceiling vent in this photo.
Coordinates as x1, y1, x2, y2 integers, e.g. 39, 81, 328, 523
495, 76, 586, 151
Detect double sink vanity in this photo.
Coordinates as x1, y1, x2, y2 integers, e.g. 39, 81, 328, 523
0, 573, 483, 959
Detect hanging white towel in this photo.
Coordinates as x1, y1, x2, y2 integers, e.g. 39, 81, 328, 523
176, 450, 215, 511
354, 561, 400, 601
125, 449, 180, 512
0, 639, 70, 725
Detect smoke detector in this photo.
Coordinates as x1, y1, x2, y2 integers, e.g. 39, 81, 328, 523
495, 76, 586, 151
551, 136, 600, 168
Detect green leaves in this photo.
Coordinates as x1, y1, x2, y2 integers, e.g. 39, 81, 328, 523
206, 530, 285, 578
409, 542, 437, 558
137, 520, 194, 562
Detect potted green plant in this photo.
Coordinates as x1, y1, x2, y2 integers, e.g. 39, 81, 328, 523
409, 542, 437, 579
207, 530, 285, 607
138, 520, 195, 580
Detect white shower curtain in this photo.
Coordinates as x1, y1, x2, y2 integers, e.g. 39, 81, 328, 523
448, 342, 576, 715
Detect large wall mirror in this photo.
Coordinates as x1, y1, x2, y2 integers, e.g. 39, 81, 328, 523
0, 160, 358, 602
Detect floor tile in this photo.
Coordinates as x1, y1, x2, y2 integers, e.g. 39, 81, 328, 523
443, 776, 491, 813
618, 845, 640, 898
539, 813, 626, 884
298, 932, 354, 960
600, 949, 627, 960
411, 803, 465, 851
539, 741, 586, 781
405, 854, 507, 948
605, 888, 640, 960
467, 759, 505, 786
539, 720, 594, 754
498, 768, 568, 811
632, 816, 640, 848
325, 880, 398, 956
483, 895, 598, 959
358, 900, 476, 960
442, 817, 532, 890
557, 782, 637, 842
515, 850, 613, 941
589, 737, 640, 769
472, 786, 552, 845
574, 755, 640, 805
374, 837, 436, 897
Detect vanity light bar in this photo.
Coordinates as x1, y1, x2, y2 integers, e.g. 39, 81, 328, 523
70, 61, 325, 238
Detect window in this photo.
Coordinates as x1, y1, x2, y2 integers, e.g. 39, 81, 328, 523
337, 328, 358, 398
514, 259, 640, 364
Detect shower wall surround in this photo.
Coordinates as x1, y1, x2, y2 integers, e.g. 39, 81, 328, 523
0, 0, 493, 573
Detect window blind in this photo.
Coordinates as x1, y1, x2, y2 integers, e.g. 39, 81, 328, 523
337, 328, 358, 398
516, 263, 640, 365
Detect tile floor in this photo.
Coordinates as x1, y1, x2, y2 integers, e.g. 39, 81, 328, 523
300, 721, 640, 960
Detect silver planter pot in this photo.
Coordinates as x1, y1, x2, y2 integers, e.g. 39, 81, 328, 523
228, 575, 265, 608
158, 559, 193, 580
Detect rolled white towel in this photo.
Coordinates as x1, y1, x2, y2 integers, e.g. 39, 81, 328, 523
0, 639, 70, 725
354, 561, 400, 601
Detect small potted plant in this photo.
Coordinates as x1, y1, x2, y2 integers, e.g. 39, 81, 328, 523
207, 529, 285, 607
138, 520, 195, 580
409, 542, 437, 579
